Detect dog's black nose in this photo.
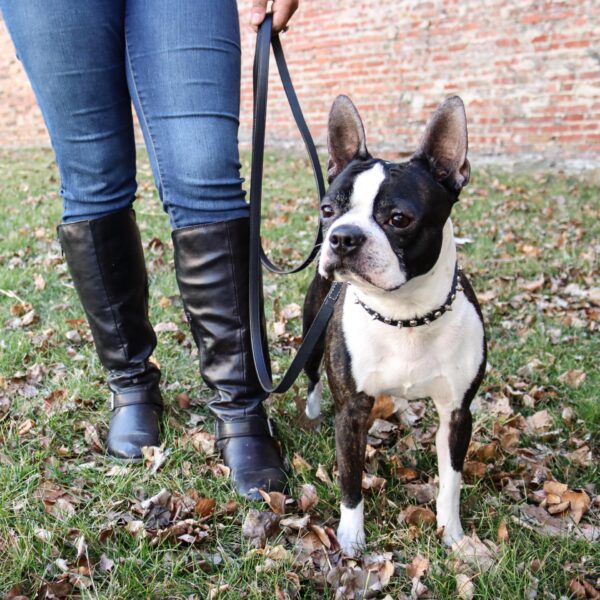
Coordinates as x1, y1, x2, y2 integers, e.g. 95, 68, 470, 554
329, 225, 366, 255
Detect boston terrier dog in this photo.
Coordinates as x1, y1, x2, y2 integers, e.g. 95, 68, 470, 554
302, 95, 487, 557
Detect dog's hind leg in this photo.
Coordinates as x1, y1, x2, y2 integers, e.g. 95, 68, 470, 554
433, 400, 472, 546
302, 272, 332, 420
304, 354, 324, 420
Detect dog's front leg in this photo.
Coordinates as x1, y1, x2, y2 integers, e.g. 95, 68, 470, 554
433, 400, 472, 546
333, 391, 374, 557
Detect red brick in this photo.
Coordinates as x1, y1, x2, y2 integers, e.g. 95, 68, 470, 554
0, 1, 599, 162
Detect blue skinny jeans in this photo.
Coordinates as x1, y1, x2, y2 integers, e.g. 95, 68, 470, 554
1, 0, 249, 228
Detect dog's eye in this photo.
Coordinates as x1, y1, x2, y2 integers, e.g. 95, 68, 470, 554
321, 204, 335, 218
389, 212, 413, 229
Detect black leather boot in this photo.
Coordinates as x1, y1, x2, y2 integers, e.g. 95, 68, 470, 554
172, 217, 287, 498
57, 208, 163, 460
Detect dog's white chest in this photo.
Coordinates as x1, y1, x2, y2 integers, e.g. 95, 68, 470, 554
341, 288, 483, 403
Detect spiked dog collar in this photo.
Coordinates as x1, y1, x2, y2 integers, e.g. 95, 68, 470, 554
353, 264, 462, 328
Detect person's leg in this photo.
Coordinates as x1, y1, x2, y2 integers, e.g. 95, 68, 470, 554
1, 0, 135, 221
125, 0, 286, 495
123, 0, 248, 229
1, 0, 162, 458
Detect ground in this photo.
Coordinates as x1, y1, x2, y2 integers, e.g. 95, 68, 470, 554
0, 148, 598, 600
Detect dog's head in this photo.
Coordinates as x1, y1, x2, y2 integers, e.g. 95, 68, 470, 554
318, 95, 470, 291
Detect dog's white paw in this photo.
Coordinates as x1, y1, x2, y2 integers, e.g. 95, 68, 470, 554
337, 501, 365, 557
337, 527, 365, 558
440, 521, 464, 547
305, 381, 322, 420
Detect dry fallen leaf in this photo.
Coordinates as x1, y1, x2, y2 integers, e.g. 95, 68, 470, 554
404, 483, 436, 504
293, 529, 327, 555
259, 490, 287, 515
34, 273, 46, 290
499, 429, 520, 453
297, 484, 318, 513
34, 528, 53, 542
291, 453, 312, 473
308, 524, 331, 549
463, 461, 488, 481
470, 440, 499, 463
154, 321, 179, 333
393, 464, 419, 482
456, 573, 475, 599
35, 481, 77, 521
17, 419, 35, 436
525, 409, 552, 435
497, 519, 509, 543
105, 464, 129, 477
521, 274, 545, 292
562, 490, 591, 524
176, 393, 191, 409
411, 577, 429, 598
208, 584, 230, 599
569, 579, 588, 599
315, 464, 333, 486
242, 509, 280, 548
140, 487, 171, 511
141, 445, 171, 474
561, 406, 576, 426
565, 445, 592, 468
558, 369, 586, 389
194, 497, 216, 518
368, 394, 397, 426
451, 534, 498, 572
280, 514, 310, 531
543, 480, 568, 496
99, 554, 115, 573
513, 505, 599, 542
281, 303, 302, 320
184, 428, 215, 455
84, 423, 104, 453
400, 506, 436, 528
406, 553, 429, 579
368, 418, 398, 440
125, 520, 146, 538
362, 472, 387, 492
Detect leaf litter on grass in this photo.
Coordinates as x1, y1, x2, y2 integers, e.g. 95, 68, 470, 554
1, 156, 599, 598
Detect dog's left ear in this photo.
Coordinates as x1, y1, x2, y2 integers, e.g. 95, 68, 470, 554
414, 96, 470, 193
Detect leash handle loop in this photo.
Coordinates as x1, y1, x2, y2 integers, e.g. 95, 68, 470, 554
249, 14, 342, 394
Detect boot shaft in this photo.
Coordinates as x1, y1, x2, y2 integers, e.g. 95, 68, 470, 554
58, 208, 157, 374
172, 217, 267, 417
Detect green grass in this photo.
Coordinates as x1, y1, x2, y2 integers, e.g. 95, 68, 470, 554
0, 147, 598, 599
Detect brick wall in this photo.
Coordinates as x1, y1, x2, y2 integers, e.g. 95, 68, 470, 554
2, 1, 600, 164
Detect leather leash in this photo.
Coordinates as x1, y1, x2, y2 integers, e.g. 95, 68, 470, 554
248, 13, 342, 393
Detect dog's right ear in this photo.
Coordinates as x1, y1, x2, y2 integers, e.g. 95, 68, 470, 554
327, 95, 370, 182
